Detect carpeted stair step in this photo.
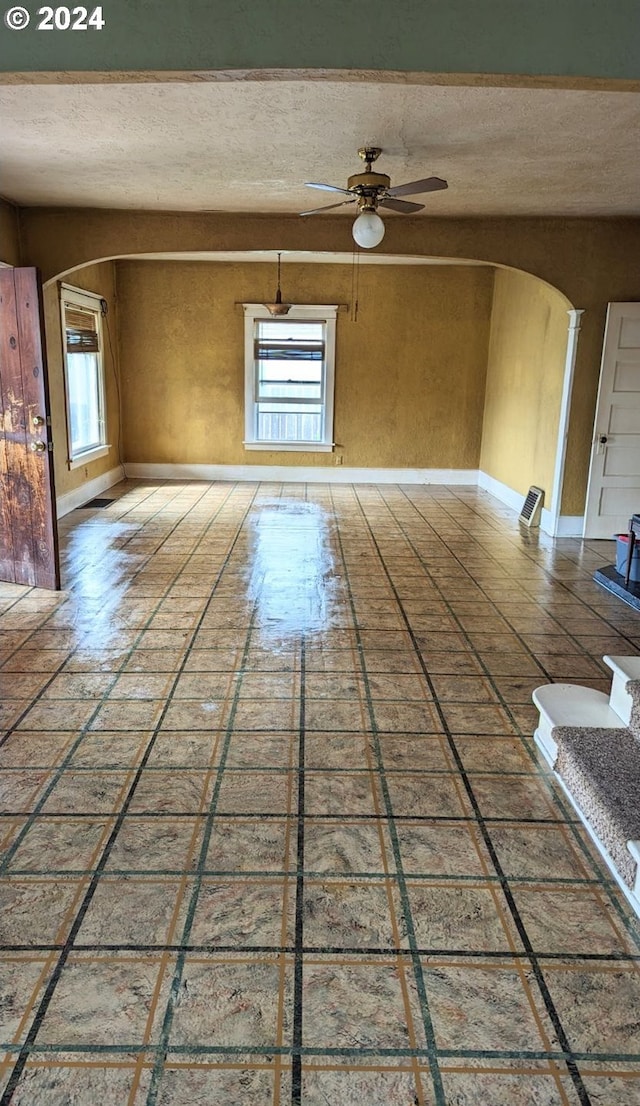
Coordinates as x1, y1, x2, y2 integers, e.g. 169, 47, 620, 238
603, 655, 640, 727
532, 683, 624, 766
555, 725, 640, 889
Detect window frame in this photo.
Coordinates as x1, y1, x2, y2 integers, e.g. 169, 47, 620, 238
243, 304, 338, 452
60, 284, 109, 468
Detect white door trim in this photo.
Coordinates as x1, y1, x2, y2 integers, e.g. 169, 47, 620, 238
548, 309, 584, 537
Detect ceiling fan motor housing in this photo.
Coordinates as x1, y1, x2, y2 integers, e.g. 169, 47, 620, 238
347, 171, 391, 194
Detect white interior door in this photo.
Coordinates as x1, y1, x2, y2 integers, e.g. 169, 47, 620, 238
584, 302, 640, 539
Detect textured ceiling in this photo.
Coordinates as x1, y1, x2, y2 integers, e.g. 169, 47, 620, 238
1, 80, 639, 216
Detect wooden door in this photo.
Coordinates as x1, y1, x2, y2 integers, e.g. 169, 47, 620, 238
584, 302, 640, 539
0, 267, 60, 590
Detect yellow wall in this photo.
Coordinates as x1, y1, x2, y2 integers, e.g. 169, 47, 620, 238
0, 200, 21, 266
480, 269, 569, 508
116, 260, 494, 468
20, 207, 640, 512
43, 262, 122, 499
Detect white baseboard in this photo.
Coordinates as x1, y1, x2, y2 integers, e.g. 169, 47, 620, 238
117, 464, 587, 533
478, 471, 584, 537
541, 509, 585, 537
123, 463, 480, 486
56, 464, 125, 518
477, 470, 525, 514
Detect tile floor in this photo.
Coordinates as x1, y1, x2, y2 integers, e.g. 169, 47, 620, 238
1, 479, 640, 1105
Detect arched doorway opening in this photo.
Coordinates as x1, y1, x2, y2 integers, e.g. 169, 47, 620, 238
42, 251, 576, 535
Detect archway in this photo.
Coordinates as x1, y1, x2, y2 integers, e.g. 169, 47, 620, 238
43, 250, 576, 534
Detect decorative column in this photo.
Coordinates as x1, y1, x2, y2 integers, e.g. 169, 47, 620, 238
548, 309, 584, 536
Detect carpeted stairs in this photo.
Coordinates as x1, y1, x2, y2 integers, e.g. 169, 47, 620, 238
553, 678, 640, 892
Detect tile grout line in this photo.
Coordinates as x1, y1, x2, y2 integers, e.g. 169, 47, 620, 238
290, 633, 306, 1106
272, 728, 298, 1106
0, 943, 637, 964
3, 1041, 637, 1062
0, 810, 586, 824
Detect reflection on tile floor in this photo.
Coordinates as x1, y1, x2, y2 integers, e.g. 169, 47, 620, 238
1, 479, 640, 1105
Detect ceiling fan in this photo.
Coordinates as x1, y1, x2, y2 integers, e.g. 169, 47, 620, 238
300, 146, 448, 247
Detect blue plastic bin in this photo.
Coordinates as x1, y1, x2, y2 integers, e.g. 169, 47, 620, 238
615, 534, 640, 582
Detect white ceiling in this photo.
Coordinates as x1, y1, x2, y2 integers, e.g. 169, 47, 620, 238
1, 80, 639, 217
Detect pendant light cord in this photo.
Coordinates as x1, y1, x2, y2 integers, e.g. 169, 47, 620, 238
350, 242, 360, 322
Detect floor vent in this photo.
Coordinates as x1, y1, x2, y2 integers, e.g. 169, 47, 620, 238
75, 498, 113, 510
519, 486, 544, 527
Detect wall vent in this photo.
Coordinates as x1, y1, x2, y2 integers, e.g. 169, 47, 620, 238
74, 498, 113, 510
519, 486, 544, 527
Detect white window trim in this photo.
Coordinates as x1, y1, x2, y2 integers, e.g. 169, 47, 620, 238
60, 284, 108, 468
243, 304, 338, 452
68, 445, 112, 469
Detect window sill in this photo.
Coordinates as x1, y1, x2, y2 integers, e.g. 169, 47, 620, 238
68, 445, 111, 470
243, 442, 334, 453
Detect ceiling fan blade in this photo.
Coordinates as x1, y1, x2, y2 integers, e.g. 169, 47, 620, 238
379, 197, 425, 214
299, 199, 356, 216
305, 182, 354, 196
386, 176, 448, 198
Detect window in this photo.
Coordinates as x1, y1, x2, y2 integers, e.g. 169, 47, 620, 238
60, 286, 108, 466
243, 304, 338, 451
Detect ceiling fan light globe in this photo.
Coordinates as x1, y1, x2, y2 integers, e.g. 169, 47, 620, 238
352, 210, 385, 248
